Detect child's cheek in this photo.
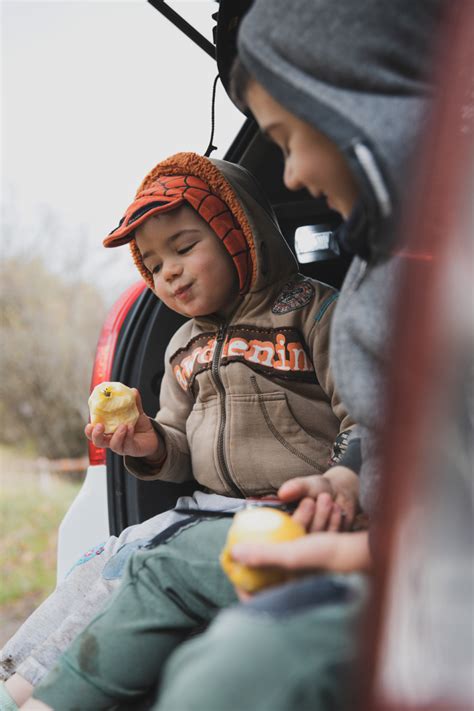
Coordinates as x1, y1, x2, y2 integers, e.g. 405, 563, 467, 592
153, 279, 167, 303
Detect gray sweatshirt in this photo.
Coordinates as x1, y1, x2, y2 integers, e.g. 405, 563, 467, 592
237, 0, 445, 516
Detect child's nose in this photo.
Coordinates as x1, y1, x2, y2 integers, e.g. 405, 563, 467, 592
283, 161, 302, 192
162, 260, 183, 282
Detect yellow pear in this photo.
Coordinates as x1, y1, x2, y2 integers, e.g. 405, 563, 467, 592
220, 507, 305, 593
88, 381, 139, 434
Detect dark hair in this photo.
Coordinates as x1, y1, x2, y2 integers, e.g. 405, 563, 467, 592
229, 57, 254, 114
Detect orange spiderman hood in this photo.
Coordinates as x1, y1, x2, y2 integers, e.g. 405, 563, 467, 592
104, 152, 297, 295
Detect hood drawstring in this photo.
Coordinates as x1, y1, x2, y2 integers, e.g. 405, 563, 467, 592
204, 74, 220, 158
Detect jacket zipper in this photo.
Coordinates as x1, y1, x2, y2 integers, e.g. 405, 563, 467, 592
211, 323, 244, 497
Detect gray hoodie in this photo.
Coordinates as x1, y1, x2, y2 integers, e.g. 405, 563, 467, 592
237, 0, 445, 516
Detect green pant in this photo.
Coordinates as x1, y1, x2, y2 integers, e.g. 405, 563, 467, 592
36, 514, 367, 711
153, 573, 367, 711
34, 516, 237, 710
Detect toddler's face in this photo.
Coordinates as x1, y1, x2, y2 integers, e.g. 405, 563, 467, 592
135, 206, 240, 319
245, 81, 359, 219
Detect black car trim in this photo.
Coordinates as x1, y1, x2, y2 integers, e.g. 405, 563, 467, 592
147, 0, 215, 59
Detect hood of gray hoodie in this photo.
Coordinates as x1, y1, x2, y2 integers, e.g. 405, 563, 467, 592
237, 0, 445, 260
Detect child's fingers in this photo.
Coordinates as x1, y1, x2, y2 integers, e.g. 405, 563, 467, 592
108, 424, 129, 454
231, 541, 295, 570
235, 587, 253, 602
334, 496, 357, 532
84, 423, 93, 440
231, 533, 336, 572
278, 475, 332, 503
122, 424, 138, 453
327, 504, 343, 532
292, 497, 316, 530
90, 424, 112, 448
132, 388, 145, 415
310, 492, 334, 532
277, 478, 308, 501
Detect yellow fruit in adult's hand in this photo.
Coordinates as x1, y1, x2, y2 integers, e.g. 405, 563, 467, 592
220, 507, 305, 593
88, 382, 139, 434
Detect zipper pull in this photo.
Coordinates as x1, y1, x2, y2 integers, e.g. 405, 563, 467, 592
216, 322, 226, 342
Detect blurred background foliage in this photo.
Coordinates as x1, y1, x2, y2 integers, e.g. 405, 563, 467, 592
0, 214, 108, 641
0, 450, 81, 643
0, 458, 81, 606
0, 249, 107, 458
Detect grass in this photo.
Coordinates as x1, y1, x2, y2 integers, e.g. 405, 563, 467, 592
0, 455, 81, 607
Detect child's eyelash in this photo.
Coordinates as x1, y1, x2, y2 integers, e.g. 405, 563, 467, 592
177, 242, 197, 255
149, 242, 197, 274
149, 242, 198, 275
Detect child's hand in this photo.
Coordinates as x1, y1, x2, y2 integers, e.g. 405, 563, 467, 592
20, 699, 52, 711
278, 466, 359, 532
231, 530, 371, 577
84, 389, 163, 461
231, 531, 341, 601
